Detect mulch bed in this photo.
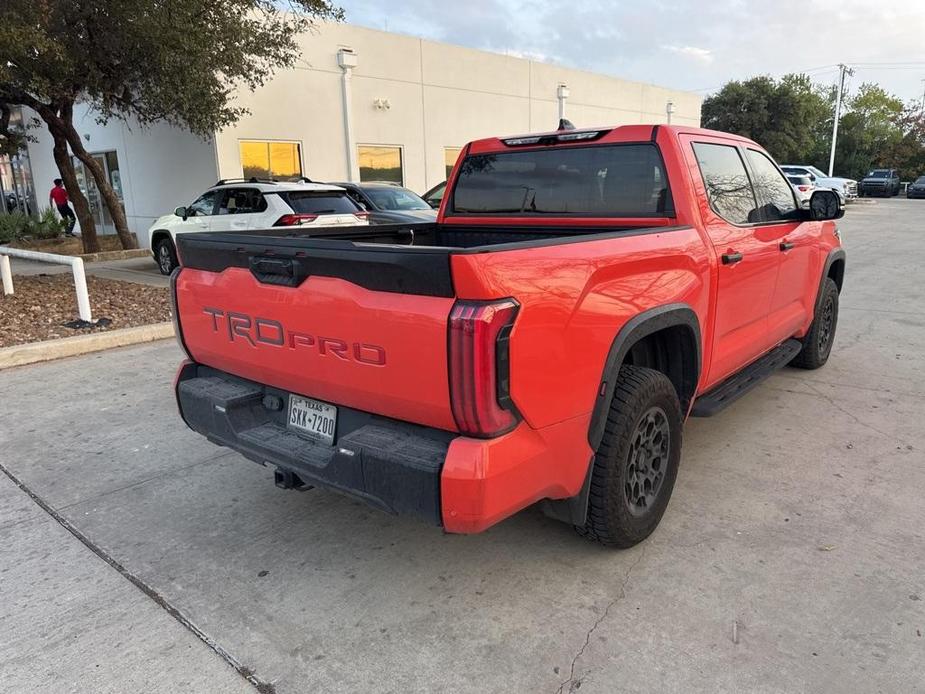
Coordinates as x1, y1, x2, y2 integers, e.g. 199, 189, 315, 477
0, 274, 170, 348
8, 234, 139, 256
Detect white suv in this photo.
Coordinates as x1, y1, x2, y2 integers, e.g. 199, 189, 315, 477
149, 179, 369, 275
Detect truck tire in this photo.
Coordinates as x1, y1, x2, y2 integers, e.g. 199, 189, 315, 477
155, 237, 178, 276
577, 365, 682, 548
790, 277, 839, 369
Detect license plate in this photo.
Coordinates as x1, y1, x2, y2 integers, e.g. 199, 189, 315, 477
287, 395, 337, 445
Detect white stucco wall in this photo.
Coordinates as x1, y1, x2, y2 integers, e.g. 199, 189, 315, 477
26, 109, 217, 247
214, 23, 702, 194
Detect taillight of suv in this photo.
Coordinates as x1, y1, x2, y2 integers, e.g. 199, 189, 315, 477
274, 213, 318, 226
448, 299, 520, 437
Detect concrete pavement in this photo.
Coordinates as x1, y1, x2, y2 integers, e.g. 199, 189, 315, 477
1, 198, 924, 693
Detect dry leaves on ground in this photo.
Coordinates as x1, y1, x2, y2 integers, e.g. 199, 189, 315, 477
0, 274, 170, 348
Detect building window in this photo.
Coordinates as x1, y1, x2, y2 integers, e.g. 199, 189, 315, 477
444, 147, 462, 179
358, 145, 403, 184
239, 141, 302, 181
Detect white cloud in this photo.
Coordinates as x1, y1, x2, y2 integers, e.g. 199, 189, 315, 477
662, 45, 714, 64
337, 0, 925, 101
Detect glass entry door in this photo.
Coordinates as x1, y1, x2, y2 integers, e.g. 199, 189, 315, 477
73, 151, 124, 234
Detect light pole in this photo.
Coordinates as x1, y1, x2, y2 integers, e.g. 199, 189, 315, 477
557, 84, 570, 121
337, 48, 359, 182
828, 63, 853, 177
666, 100, 675, 125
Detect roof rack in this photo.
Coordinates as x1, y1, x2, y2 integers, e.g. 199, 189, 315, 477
296, 176, 315, 183
214, 177, 278, 186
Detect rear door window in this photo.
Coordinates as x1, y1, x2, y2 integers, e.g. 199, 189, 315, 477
281, 191, 362, 214
744, 149, 799, 221
217, 188, 267, 215
692, 143, 758, 224
451, 144, 672, 217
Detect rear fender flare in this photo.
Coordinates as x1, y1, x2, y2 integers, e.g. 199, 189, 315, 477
587, 303, 701, 450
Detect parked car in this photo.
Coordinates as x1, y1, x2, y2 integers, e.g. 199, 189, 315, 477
781, 165, 856, 201
328, 182, 437, 224
906, 175, 925, 199
148, 178, 369, 275
422, 181, 447, 209
859, 169, 900, 197
171, 124, 844, 548
787, 174, 816, 207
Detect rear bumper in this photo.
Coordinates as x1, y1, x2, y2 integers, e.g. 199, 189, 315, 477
175, 362, 453, 525
175, 363, 593, 533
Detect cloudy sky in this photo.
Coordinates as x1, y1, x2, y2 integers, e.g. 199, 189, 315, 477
337, 0, 925, 103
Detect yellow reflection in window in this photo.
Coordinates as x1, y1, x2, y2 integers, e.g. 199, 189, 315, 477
239, 141, 302, 181
270, 142, 301, 180
444, 147, 461, 178
240, 141, 270, 180
358, 146, 403, 184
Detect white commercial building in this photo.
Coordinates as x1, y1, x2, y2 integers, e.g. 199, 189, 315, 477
9, 23, 701, 246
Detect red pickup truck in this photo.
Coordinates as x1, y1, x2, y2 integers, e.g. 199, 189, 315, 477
171, 124, 845, 548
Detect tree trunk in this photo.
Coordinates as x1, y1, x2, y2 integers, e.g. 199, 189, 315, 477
49, 127, 100, 254
59, 107, 137, 250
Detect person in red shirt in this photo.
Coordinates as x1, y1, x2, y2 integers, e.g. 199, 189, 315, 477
49, 179, 77, 236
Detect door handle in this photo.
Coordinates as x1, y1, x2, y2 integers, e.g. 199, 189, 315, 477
722, 252, 743, 265
780, 241, 795, 251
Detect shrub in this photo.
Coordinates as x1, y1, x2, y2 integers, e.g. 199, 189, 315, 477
0, 212, 30, 244
0, 208, 66, 244
32, 207, 67, 239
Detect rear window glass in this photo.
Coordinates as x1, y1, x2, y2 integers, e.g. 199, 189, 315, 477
281, 191, 360, 214
451, 144, 672, 217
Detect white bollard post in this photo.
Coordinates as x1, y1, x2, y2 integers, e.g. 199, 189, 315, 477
0, 254, 12, 296
70, 257, 93, 322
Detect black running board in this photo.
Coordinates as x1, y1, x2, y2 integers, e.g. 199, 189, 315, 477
690, 339, 802, 417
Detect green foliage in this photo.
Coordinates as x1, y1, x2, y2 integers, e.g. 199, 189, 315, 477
701, 74, 832, 165
702, 75, 925, 180
0, 208, 66, 244
0, 0, 343, 138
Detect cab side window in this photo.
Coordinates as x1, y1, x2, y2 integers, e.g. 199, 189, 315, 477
744, 149, 799, 221
187, 191, 217, 217
692, 142, 758, 225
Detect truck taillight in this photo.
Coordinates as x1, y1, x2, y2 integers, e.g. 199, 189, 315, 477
448, 299, 520, 438
274, 214, 318, 226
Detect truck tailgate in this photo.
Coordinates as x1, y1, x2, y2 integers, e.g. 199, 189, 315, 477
174, 234, 458, 431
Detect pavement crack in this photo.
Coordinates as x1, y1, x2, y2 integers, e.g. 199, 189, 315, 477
800, 381, 913, 447
555, 547, 646, 694
0, 460, 273, 694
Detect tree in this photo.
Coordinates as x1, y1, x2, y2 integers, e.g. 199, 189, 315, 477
834, 84, 905, 179
0, 0, 342, 252
701, 74, 831, 163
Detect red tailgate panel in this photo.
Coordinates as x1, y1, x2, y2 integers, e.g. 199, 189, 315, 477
176, 268, 457, 431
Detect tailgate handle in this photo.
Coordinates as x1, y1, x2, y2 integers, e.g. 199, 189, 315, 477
249, 256, 300, 286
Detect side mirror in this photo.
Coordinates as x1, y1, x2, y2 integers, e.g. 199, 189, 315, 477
174, 206, 188, 220
808, 189, 844, 221
428, 200, 440, 209
808, 174, 816, 182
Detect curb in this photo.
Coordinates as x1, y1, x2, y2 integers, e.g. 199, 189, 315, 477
82, 249, 151, 263
0, 322, 174, 370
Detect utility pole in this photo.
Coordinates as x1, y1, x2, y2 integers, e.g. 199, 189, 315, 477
828, 63, 853, 177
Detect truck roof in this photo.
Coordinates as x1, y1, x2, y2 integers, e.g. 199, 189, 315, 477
466, 124, 759, 155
